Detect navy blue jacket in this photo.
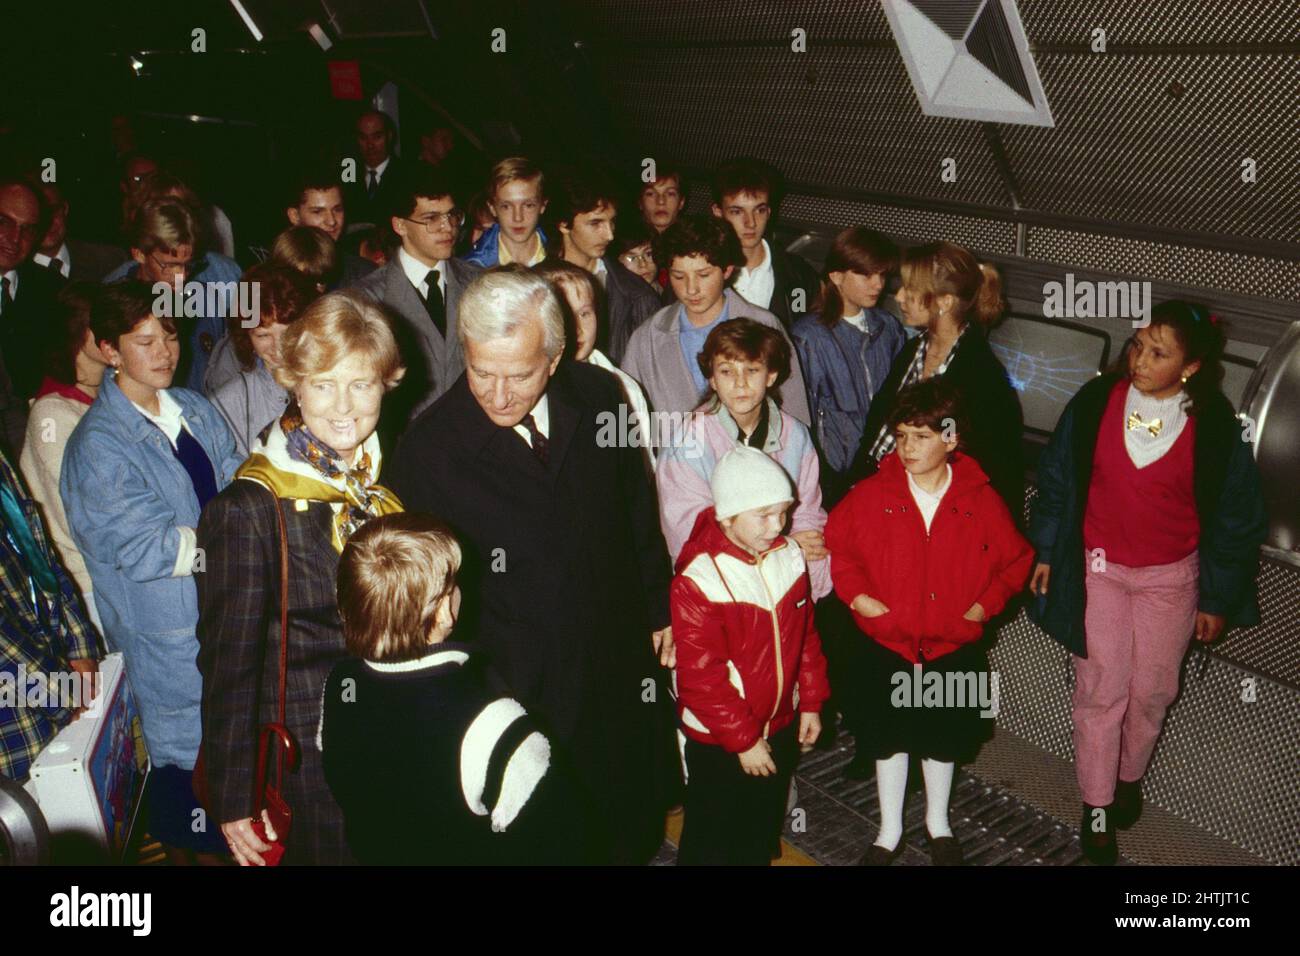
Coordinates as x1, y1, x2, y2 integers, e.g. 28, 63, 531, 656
792, 308, 906, 491
1028, 374, 1267, 657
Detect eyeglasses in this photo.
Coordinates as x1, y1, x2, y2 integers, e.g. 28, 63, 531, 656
400, 210, 464, 232
0, 213, 42, 244
148, 252, 191, 275
621, 251, 655, 267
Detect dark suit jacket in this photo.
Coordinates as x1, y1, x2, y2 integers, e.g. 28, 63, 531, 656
195, 479, 353, 865
388, 361, 679, 863
343, 156, 405, 229
851, 327, 1026, 518
66, 239, 127, 283
0, 263, 66, 453
601, 254, 662, 367
348, 254, 483, 439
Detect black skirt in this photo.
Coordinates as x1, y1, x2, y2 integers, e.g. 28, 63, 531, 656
851, 639, 995, 764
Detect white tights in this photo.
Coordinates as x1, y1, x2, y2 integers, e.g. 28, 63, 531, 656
872, 753, 955, 851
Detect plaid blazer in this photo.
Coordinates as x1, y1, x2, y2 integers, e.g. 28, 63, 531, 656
195, 478, 353, 865
0, 447, 101, 781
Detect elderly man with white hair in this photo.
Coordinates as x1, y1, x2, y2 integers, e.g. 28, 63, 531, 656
389, 264, 680, 864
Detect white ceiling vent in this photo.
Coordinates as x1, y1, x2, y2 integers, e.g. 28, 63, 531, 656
882, 0, 1054, 127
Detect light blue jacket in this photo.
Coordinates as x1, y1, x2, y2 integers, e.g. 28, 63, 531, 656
60, 373, 240, 768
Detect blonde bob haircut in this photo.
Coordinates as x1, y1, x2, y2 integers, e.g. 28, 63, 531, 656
337, 513, 463, 663
274, 292, 405, 394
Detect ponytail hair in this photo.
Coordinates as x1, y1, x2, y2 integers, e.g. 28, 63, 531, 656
813, 227, 899, 328
899, 241, 1005, 328
1118, 300, 1227, 418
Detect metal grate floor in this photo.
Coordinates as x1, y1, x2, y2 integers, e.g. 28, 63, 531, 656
782, 732, 1102, 866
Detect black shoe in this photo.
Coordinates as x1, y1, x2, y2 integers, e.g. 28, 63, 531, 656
926, 834, 964, 866
1113, 778, 1143, 830
1080, 803, 1118, 866
842, 750, 874, 780
858, 841, 905, 866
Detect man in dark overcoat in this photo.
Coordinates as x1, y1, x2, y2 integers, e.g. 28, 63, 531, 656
389, 265, 679, 864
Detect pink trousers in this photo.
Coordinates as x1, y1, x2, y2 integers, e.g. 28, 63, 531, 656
1072, 550, 1199, 806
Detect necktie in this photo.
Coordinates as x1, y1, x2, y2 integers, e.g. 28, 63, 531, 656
423, 268, 446, 337
366, 169, 378, 199
48, 258, 65, 277
522, 413, 549, 465
0, 276, 11, 315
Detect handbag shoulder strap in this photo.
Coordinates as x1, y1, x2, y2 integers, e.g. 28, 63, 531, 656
268, 487, 290, 727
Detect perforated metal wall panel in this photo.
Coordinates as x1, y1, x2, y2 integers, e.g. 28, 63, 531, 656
1025, 225, 1300, 300
1002, 53, 1298, 244
989, 611, 1299, 865
587, 44, 1014, 208
1016, 0, 1300, 46
580, 0, 893, 45
780, 193, 1019, 256
1213, 559, 1300, 688
568, 0, 1299, 295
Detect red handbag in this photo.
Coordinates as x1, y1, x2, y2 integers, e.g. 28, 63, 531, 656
248, 490, 297, 865
194, 487, 298, 865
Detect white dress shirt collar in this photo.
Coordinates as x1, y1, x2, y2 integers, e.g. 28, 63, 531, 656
906, 463, 953, 533
131, 388, 188, 445
0, 268, 19, 309
33, 243, 71, 278
398, 246, 447, 298
368, 156, 392, 179
733, 239, 775, 309
512, 393, 550, 447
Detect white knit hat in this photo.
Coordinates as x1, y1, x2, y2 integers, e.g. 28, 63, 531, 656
710, 445, 794, 520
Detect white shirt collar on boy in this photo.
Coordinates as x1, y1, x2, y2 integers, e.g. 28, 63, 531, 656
733, 239, 775, 310
365, 648, 469, 672
131, 387, 189, 446
907, 463, 953, 534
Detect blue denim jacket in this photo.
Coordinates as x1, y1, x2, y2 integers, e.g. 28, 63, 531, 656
791, 308, 906, 475
60, 373, 240, 768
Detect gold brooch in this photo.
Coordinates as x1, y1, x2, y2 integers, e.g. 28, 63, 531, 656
1127, 411, 1162, 436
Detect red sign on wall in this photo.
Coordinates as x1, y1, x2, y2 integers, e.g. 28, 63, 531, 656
328, 61, 363, 101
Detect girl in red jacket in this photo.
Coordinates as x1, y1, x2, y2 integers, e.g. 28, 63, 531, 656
825, 379, 1032, 865
671, 445, 831, 865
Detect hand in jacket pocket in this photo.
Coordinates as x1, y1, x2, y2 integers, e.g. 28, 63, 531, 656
851, 594, 890, 618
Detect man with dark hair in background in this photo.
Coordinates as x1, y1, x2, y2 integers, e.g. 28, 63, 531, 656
349, 167, 482, 438
284, 163, 375, 286
711, 157, 819, 332
34, 180, 125, 283
346, 109, 403, 229
546, 165, 659, 366
0, 174, 64, 452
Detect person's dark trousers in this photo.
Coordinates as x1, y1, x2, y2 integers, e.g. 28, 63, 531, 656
678, 722, 798, 865
816, 594, 870, 745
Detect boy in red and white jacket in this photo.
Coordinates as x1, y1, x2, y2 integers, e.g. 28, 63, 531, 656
671, 445, 830, 865
826, 379, 1032, 866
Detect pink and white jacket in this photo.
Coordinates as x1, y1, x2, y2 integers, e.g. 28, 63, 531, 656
655, 399, 830, 600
